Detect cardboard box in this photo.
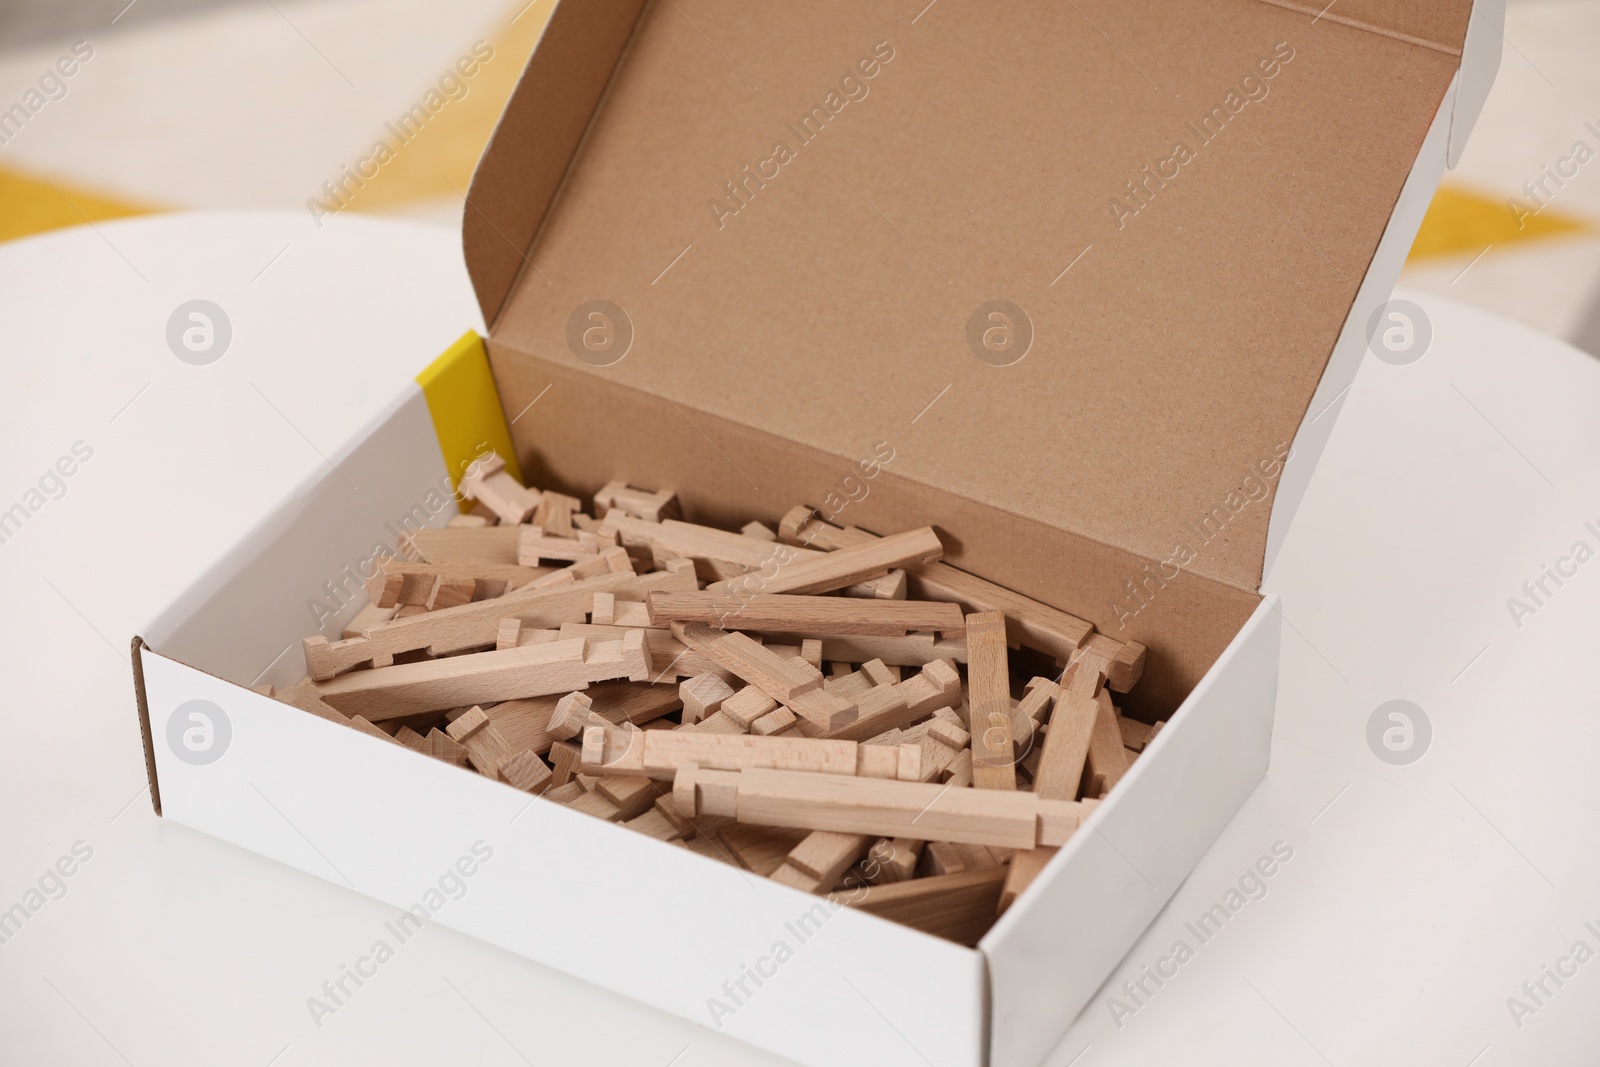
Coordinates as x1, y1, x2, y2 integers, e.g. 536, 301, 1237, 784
132, 3, 1501, 1064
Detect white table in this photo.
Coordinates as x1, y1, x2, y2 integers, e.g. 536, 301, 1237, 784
1, 213, 1595, 1067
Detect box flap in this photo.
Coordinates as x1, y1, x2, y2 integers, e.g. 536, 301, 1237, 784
465, 0, 1471, 594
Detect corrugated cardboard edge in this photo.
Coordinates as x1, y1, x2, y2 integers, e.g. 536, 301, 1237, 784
131, 635, 162, 817
464, 0, 650, 329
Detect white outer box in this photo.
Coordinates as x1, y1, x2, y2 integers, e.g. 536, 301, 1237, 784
132, 66, 1489, 1067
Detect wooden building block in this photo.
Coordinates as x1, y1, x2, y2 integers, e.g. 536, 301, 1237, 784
518, 528, 600, 565
420, 728, 469, 766
593, 481, 680, 523
684, 710, 744, 734
544, 780, 584, 804
717, 823, 810, 876
342, 600, 399, 638
1032, 672, 1098, 803
750, 708, 798, 736
721, 685, 778, 728
824, 670, 875, 701
499, 750, 553, 794
447, 513, 491, 528
866, 837, 923, 884
566, 789, 623, 821
860, 659, 901, 687
302, 567, 693, 680
397, 526, 521, 565
365, 560, 545, 608
927, 718, 970, 751
1085, 690, 1130, 798
741, 520, 777, 542
459, 451, 540, 524
394, 725, 428, 750
425, 575, 476, 610
680, 672, 736, 725
944, 749, 974, 787
646, 592, 964, 636
275, 683, 348, 724
778, 509, 1145, 691
346, 715, 404, 745
674, 766, 1085, 848
313, 632, 652, 719
705, 527, 943, 597
623, 806, 689, 842
547, 691, 606, 740
672, 624, 823, 703
547, 740, 582, 787
999, 847, 1056, 915
604, 514, 816, 583
594, 775, 659, 819
534, 491, 582, 537
495, 618, 523, 651
822, 659, 960, 742
589, 591, 616, 625
845, 867, 1008, 947
771, 832, 873, 893
1120, 716, 1155, 752
445, 706, 516, 778
582, 725, 921, 782
965, 612, 1017, 792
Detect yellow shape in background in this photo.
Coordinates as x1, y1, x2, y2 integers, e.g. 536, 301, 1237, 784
416, 330, 524, 509
340, 0, 557, 214
1407, 183, 1592, 261
0, 167, 156, 243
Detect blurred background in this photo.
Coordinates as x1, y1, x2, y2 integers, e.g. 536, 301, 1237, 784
1, 0, 1597, 353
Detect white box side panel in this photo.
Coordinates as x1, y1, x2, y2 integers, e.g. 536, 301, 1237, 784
981, 597, 1280, 1067
1262, 80, 1455, 581
142, 650, 987, 1067
142, 384, 454, 689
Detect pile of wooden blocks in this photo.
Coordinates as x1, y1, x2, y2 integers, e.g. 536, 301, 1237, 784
269, 452, 1159, 945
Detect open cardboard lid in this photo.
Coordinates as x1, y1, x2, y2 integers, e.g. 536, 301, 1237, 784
463, 0, 1478, 600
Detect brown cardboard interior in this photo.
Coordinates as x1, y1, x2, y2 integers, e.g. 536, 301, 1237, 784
465, 0, 1469, 716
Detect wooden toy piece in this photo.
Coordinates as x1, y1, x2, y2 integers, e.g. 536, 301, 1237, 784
771, 832, 873, 893
275, 683, 348, 724
645, 592, 965, 637
534, 491, 582, 538
593, 480, 680, 523
421, 728, 470, 766
547, 691, 608, 741
680, 672, 737, 725
518, 528, 600, 566
397, 526, 520, 565
624, 800, 696, 842
544, 780, 584, 804
684, 711, 744, 734
343, 600, 399, 638
778, 508, 1146, 691
347, 715, 405, 745
365, 560, 545, 608
1031, 661, 1100, 803
804, 632, 965, 666
499, 750, 553, 794
865, 837, 923, 884
741, 521, 777, 542
611, 600, 653, 628
1120, 715, 1154, 752
394, 725, 428, 751
999, 848, 1055, 915
824, 670, 875, 701
750, 708, 798, 736
594, 775, 659, 819
524, 545, 634, 589
799, 638, 823, 671
301, 566, 697, 681
927, 718, 970, 752
604, 513, 818, 583
566, 787, 623, 822
581, 724, 921, 782
851, 568, 908, 601
845, 867, 1008, 946
589, 591, 617, 625
447, 513, 492, 528
944, 749, 973, 786
705, 526, 943, 597
672, 624, 822, 701
822, 659, 960, 742
459, 451, 540, 525
1085, 690, 1130, 798
721, 685, 778, 729
425, 575, 477, 610
674, 766, 1086, 848
548, 740, 582, 787
922, 841, 1000, 877
445, 706, 517, 778
860, 659, 901, 687
717, 823, 811, 876
965, 611, 1017, 792
496, 618, 523, 651
313, 632, 653, 719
